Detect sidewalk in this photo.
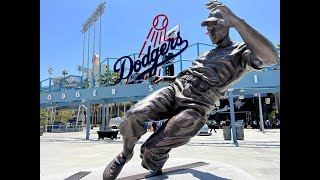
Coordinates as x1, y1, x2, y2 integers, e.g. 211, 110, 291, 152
40, 128, 280, 180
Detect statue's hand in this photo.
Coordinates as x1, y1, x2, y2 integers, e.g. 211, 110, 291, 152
205, 0, 222, 10
205, 1, 240, 28
151, 75, 163, 85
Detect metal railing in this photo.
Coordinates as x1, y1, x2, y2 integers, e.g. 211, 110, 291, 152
45, 124, 85, 133
40, 75, 83, 93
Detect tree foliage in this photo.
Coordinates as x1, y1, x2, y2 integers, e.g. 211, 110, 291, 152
99, 70, 120, 86
268, 110, 278, 120
56, 110, 74, 123
40, 109, 47, 118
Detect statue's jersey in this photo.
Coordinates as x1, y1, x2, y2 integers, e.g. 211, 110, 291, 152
185, 42, 264, 97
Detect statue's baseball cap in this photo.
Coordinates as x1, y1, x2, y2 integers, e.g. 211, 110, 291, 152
201, 10, 224, 27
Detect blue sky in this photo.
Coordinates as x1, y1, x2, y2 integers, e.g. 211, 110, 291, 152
40, 0, 279, 81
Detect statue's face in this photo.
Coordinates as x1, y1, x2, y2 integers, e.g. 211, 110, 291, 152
207, 23, 228, 44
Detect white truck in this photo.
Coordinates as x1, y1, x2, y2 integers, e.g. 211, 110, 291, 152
109, 117, 123, 129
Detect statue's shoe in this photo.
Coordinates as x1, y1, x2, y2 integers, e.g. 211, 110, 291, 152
103, 152, 133, 180
141, 160, 163, 175
140, 154, 163, 175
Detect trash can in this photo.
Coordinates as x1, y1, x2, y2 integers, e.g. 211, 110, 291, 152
223, 126, 231, 140
235, 124, 244, 140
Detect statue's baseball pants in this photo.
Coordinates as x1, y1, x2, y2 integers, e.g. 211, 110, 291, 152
119, 74, 220, 171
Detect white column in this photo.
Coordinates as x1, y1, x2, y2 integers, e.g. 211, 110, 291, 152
45, 108, 49, 133
117, 103, 120, 117
258, 93, 265, 133
53, 108, 56, 122
106, 104, 110, 127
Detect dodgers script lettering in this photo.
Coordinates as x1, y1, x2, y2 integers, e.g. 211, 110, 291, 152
113, 32, 188, 84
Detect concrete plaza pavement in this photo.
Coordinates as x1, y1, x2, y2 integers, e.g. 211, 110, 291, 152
40, 128, 280, 180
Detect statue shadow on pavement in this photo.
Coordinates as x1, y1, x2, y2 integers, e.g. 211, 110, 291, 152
144, 168, 230, 180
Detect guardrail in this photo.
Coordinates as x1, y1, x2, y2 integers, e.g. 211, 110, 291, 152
45, 124, 85, 133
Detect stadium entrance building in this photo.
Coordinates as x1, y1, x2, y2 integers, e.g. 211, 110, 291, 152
40, 42, 280, 147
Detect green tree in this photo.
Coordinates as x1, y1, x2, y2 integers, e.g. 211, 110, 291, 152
268, 110, 277, 120
56, 109, 74, 123
40, 108, 48, 126
119, 111, 125, 117
98, 70, 120, 86
40, 108, 47, 118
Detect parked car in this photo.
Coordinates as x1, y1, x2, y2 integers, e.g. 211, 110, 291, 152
197, 124, 212, 136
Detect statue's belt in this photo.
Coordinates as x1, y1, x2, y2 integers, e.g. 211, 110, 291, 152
178, 73, 212, 92
174, 73, 220, 105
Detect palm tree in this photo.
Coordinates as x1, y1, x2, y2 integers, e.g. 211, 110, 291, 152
62, 69, 68, 77
98, 70, 120, 86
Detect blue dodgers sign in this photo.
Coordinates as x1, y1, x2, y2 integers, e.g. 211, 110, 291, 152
113, 32, 188, 84
113, 14, 188, 85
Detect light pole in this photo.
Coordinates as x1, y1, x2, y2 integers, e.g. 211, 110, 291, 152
48, 67, 53, 92
82, 30, 86, 80
48, 67, 53, 79
81, 1, 106, 88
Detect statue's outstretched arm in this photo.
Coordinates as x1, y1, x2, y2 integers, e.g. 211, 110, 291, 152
206, 1, 279, 67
